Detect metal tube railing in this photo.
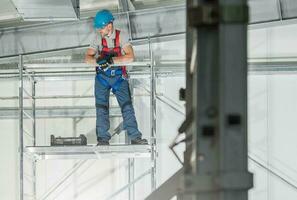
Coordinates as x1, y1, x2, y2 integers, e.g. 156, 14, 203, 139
24, 62, 151, 69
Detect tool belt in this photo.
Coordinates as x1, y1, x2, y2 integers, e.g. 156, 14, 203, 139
95, 66, 125, 93
96, 66, 123, 77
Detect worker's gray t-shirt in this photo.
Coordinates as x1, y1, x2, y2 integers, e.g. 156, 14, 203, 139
89, 28, 131, 55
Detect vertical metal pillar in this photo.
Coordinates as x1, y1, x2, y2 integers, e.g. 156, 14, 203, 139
124, 132, 132, 200
184, 0, 253, 199
149, 37, 157, 191
183, 0, 195, 178
128, 79, 135, 200
127, 158, 135, 200
32, 76, 37, 200
18, 55, 24, 200
146, 2, 252, 199
32, 76, 36, 146
126, 12, 133, 41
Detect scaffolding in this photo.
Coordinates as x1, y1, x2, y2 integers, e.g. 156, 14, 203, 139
17, 40, 159, 200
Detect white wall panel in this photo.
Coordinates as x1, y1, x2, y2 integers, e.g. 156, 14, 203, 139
248, 74, 297, 199
0, 80, 18, 200
248, 24, 297, 58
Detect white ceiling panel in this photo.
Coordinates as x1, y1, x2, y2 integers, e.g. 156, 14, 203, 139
1, 0, 297, 29
248, 0, 280, 23
280, 0, 297, 19
80, 0, 118, 11
12, 0, 79, 21
0, 0, 20, 21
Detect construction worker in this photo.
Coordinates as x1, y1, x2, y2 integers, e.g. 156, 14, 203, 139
85, 10, 148, 145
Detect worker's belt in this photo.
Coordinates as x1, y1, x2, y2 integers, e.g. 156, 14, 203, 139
96, 66, 123, 77
96, 67, 125, 93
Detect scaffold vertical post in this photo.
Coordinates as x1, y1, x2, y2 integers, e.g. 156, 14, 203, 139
149, 36, 157, 191
128, 79, 135, 200
32, 73, 37, 200
19, 54, 24, 200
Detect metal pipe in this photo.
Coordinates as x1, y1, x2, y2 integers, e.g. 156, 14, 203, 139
15, 70, 159, 80
19, 54, 24, 200
0, 105, 120, 111
34, 95, 94, 99
21, 61, 185, 70
32, 95, 95, 99
32, 80, 36, 141
128, 79, 135, 200
32, 76, 37, 200
0, 96, 19, 100
0, 93, 154, 100
149, 37, 157, 191
0, 71, 184, 82
128, 158, 131, 200
0, 60, 183, 71
126, 11, 133, 41
24, 62, 151, 69
6, 59, 297, 80
128, 158, 135, 200
0, 106, 122, 119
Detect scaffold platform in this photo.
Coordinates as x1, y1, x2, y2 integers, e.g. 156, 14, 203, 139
25, 144, 152, 160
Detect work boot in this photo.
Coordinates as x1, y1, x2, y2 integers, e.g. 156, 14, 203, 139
131, 137, 148, 145
97, 138, 110, 146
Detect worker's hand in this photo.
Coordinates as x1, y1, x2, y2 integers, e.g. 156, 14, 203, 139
96, 55, 113, 69
85, 48, 97, 65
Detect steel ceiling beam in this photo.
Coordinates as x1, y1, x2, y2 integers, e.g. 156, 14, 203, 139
0, 5, 185, 58
119, 0, 131, 11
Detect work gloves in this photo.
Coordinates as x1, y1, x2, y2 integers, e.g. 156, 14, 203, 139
96, 55, 114, 69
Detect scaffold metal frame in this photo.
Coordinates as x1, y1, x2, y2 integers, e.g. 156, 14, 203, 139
17, 39, 158, 200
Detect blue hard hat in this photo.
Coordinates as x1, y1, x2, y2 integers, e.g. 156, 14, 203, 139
93, 10, 114, 29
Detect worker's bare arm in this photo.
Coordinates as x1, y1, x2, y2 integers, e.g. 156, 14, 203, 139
84, 48, 97, 65
112, 44, 135, 64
